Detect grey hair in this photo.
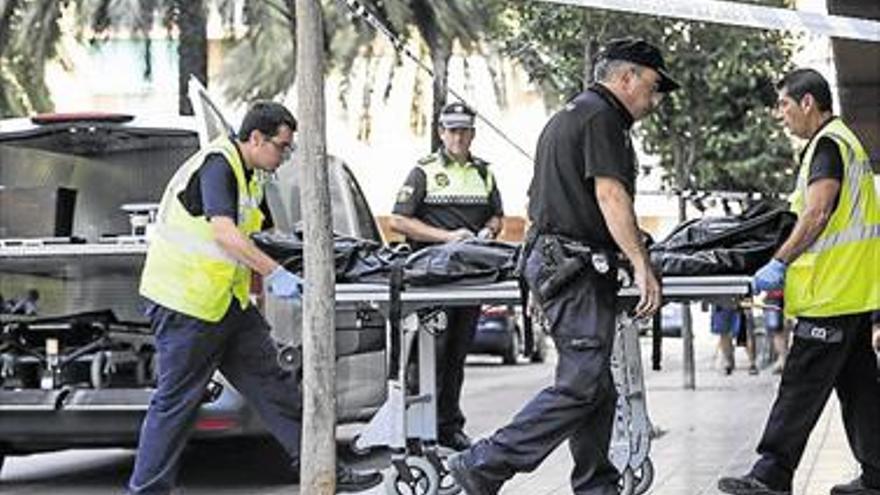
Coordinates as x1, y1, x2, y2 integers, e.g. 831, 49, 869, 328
593, 58, 642, 83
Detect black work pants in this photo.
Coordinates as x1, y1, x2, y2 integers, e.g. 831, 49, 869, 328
437, 306, 481, 436
465, 238, 620, 495
751, 312, 880, 491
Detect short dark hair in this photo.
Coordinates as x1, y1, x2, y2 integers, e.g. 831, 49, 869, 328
776, 68, 833, 112
237, 101, 297, 141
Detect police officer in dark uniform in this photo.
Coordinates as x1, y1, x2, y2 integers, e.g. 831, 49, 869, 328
448, 38, 677, 494
390, 102, 504, 451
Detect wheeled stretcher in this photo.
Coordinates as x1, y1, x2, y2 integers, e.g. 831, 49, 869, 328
337, 275, 752, 495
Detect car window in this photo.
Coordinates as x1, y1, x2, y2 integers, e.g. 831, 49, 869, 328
265, 161, 368, 239
343, 167, 382, 243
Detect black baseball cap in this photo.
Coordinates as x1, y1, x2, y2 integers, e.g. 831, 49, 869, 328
597, 38, 680, 93
439, 102, 476, 129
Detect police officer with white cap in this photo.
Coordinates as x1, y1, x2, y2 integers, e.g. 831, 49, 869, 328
390, 101, 504, 451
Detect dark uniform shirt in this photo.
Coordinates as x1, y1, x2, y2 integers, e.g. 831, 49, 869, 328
177, 143, 273, 228
802, 118, 844, 185
527, 84, 638, 250
800, 118, 845, 211
392, 149, 503, 250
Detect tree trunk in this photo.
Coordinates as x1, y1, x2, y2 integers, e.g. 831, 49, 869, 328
429, 46, 451, 151
295, 0, 336, 493
411, 0, 449, 152
176, 0, 207, 116
0, 0, 22, 55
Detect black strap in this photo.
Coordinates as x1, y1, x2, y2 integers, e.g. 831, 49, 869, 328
519, 276, 534, 357
388, 260, 404, 381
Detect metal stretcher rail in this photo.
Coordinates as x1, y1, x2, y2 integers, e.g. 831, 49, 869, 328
335, 275, 752, 305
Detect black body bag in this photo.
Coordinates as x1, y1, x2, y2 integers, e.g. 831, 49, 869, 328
649, 201, 797, 276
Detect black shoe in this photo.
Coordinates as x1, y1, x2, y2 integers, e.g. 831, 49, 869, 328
831, 478, 880, 495
439, 430, 472, 452
718, 474, 790, 495
447, 453, 496, 495
336, 465, 383, 493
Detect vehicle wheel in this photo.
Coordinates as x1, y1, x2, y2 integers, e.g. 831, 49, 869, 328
501, 337, 519, 365
501, 329, 518, 365
530, 331, 546, 363
385, 457, 439, 495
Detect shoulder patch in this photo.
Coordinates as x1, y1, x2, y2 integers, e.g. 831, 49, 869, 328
417, 154, 439, 166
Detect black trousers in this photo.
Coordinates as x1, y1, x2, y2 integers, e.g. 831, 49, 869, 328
465, 238, 620, 495
437, 306, 481, 436
751, 312, 880, 490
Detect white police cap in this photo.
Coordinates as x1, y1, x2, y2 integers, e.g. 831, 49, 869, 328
439, 102, 475, 129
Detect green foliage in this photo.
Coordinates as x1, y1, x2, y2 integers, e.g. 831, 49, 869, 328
219, 0, 297, 103
488, 0, 799, 195
0, 0, 67, 117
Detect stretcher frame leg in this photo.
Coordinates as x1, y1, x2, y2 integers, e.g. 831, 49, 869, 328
609, 311, 654, 495
353, 309, 451, 495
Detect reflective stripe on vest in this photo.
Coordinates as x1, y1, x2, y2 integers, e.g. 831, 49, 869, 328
785, 118, 880, 318
419, 152, 494, 206
139, 137, 265, 322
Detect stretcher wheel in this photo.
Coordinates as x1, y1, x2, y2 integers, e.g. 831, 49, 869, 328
385, 457, 439, 495
437, 462, 462, 495
348, 434, 373, 457
619, 458, 654, 495
633, 458, 654, 494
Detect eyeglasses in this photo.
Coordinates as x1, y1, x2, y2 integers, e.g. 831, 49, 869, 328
267, 139, 296, 160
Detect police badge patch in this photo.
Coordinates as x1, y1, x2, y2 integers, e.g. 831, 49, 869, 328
434, 172, 450, 188
396, 185, 414, 203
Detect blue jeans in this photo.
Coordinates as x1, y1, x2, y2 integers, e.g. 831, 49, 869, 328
128, 302, 302, 494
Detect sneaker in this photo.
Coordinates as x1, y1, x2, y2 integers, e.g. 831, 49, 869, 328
447, 453, 497, 495
831, 478, 880, 494
337, 465, 383, 493
439, 430, 473, 452
748, 364, 759, 376
718, 474, 790, 495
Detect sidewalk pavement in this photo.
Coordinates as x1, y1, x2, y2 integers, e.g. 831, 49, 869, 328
491, 330, 860, 495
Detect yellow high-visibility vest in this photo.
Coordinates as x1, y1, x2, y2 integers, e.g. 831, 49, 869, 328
139, 136, 265, 322
785, 118, 880, 318
418, 151, 495, 206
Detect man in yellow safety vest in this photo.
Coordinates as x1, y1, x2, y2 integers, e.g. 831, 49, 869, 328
129, 101, 381, 494
719, 69, 880, 495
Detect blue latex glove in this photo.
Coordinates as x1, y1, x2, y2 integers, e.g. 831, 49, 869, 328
753, 258, 787, 292
265, 266, 303, 300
